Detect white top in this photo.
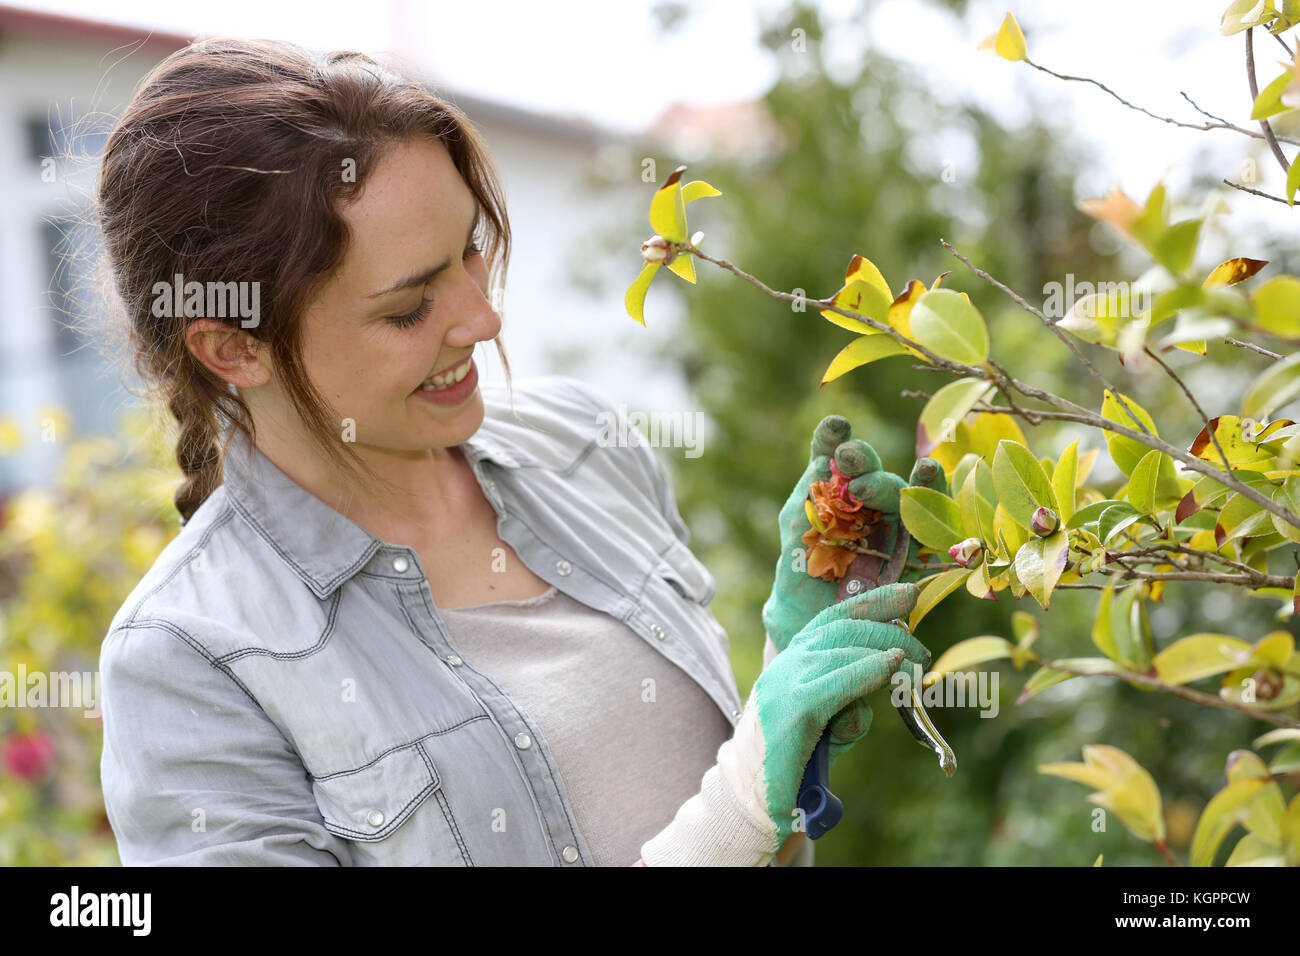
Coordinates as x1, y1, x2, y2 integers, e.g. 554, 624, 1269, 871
439, 584, 735, 866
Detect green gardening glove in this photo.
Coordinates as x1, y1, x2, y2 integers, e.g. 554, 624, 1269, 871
641, 582, 930, 866
761, 415, 948, 656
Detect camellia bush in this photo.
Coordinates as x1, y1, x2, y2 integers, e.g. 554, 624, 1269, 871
626, 9, 1300, 866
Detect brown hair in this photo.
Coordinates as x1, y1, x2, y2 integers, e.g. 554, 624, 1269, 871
95, 38, 514, 523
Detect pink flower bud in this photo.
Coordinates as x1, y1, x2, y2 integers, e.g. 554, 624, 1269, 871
949, 537, 984, 568
1030, 506, 1059, 537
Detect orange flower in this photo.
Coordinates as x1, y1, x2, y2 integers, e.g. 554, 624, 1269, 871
801, 461, 881, 581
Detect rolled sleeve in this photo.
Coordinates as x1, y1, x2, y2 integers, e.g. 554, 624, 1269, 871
99, 623, 352, 866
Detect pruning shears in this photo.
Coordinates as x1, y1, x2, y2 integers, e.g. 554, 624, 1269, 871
796, 517, 957, 840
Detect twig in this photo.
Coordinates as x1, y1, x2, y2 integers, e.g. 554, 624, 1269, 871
685, 242, 1300, 533
939, 239, 1153, 441
1032, 656, 1300, 729
1021, 56, 1300, 146
1225, 336, 1284, 359
1246, 27, 1294, 175
1143, 345, 1233, 472
1222, 178, 1295, 205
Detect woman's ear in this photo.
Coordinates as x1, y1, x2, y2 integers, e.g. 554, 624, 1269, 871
184, 319, 272, 388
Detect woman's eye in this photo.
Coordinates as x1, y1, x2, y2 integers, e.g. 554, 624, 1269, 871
387, 296, 433, 329
463, 241, 481, 261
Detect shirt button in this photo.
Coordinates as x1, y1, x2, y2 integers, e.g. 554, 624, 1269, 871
514, 732, 532, 750
366, 809, 386, 828
561, 845, 579, 864
446, 655, 464, 667
650, 623, 666, 640
392, 556, 409, 573
732, 709, 742, 719
556, 559, 572, 576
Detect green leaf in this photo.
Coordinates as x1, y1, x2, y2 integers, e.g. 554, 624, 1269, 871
1252, 276, 1300, 337
1242, 352, 1300, 420
1052, 440, 1079, 523
1066, 498, 1127, 529
1271, 475, 1300, 543
1101, 390, 1161, 476
1014, 530, 1069, 609
1251, 70, 1295, 120
899, 486, 966, 551
917, 377, 994, 457
957, 462, 995, 541
1098, 503, 1150, 544
1288, 152, 1300, 206
908, 289, 990, 365
992, 439, 1059, 528
1127, 448, 1180, 514
909, 566, 972, 630
1151, 219, 1202, 276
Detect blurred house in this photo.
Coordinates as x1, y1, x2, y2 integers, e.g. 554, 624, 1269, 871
0, 3, 654, 494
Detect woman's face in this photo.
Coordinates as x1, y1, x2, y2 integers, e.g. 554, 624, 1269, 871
290, 135, 501, 457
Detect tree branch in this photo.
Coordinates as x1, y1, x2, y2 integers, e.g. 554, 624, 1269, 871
1019, 56, 1300, 146
1031, 656, 1300, 729
1142, 345, 1233, 473
1246, 27, 1294, 175
1225, 336, 1284, 359
684, 242, 1300, 533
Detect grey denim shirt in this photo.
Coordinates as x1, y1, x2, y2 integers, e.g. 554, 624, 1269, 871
98, 374, 749, 866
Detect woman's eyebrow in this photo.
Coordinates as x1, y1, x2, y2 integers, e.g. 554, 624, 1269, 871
365, 205, 481, 299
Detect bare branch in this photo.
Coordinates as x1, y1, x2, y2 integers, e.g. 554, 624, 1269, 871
1246, 27, 1294, 175
1225, 336, 1284, 359
1020, 56, 1300, 146
1222, 177, 1296, 205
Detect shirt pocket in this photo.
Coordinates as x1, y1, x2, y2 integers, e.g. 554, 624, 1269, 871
656, 538, 717, 606
309, 737, 471, 866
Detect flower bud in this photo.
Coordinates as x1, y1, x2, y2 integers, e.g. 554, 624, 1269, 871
949, 537, 984, 568
640, 235, 674, 264
1030, 506, 1060, 537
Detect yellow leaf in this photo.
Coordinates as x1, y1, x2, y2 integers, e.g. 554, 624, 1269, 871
1203, 257, 1268, 287
979, 11, 1027, 61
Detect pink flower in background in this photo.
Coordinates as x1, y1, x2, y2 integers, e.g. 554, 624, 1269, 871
2, 730, 55, 782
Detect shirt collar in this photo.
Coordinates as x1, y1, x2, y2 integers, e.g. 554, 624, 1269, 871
220, 423, 528, 599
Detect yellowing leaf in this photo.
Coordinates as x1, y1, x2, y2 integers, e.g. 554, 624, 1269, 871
909, 566, 972, 630
979, 11, 1027, 61
820, 334, 907, 385
1251, 69, 1295, 120
1015, 530, 1069, 609
1078, 187, 1142, 239
1252, 275, 1300, 337
928, 635, 1014, 680
1203, 257, 1268, 287
1153, 633, 1253, 684
1242, 351, 1300, 419
1039, 745, 1165, 844
1101, 390, 1161, 477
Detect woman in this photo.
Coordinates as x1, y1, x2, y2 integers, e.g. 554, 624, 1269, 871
95, 38, 930, 866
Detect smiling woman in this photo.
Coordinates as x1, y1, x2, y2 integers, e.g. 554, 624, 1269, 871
92, 37, 836, 868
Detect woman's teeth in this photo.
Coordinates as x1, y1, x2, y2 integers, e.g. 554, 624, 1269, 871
418, 358, 472, 391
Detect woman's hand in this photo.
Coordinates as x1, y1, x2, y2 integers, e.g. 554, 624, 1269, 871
640, 582, 929, 866
761, 416, 946, 653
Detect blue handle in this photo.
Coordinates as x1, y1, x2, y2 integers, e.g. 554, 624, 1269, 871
796, 728, 843, 839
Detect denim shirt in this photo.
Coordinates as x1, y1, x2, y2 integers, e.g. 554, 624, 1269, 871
98, 374, 746, 866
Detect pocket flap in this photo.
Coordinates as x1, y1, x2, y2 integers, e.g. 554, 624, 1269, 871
657, 538, 716, 605
311, 740, 441, 841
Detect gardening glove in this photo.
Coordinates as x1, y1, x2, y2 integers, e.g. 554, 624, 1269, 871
761, 416, 947, 657
640, 581, 930, 867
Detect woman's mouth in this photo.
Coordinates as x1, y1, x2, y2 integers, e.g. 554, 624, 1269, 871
414, 357, 477, 406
